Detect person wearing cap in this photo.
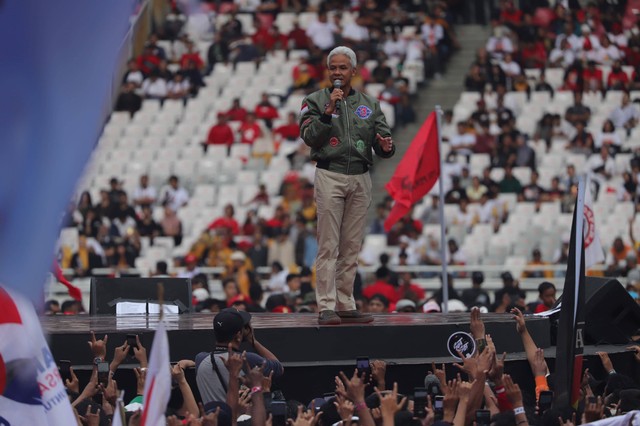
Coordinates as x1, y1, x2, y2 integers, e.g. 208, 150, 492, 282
178, 253, 201, 279
226, 251, 255, 297
300, 45, 395, 325
461, 271, 490, 309
195, 308, 283, 406
394, 299, 417, 313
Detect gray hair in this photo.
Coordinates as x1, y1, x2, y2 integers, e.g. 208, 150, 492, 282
327, 46, 357, 68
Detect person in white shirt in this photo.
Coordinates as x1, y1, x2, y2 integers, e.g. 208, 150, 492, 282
499, 53, 521, 78
383, 32, 407, 59
305, 12, 337, 50
421, 16, 444, 50
486, 27, 514, 61
577, 25, 601, 58
594, 119, 622, 153
141, 73, 168, 99
589, 35, 623, 65
160, 175, 189, 211
133, 174, 157, 207
123, 60, 144, 87
342, 16, 369, 46
476, 193, 497, 225
609, 92, 640, 131
587, 147, 617, 183
555, 22, 581, 51
167, 73, 190, 100
452, 199, 477, 232
449, 121, 476, 159
548, 39, 576, 68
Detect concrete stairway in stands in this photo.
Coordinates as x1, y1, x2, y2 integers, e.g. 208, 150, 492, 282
368, 24, 491, 222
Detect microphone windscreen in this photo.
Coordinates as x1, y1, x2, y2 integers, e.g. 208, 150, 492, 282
333, 80, 342, 88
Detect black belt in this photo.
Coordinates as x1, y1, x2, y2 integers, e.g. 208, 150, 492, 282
316, 159, 368, 174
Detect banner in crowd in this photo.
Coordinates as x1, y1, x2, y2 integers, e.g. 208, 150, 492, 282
0, 1, 133, 302
584, 176, 605, 269
0, 286, 76, 424
384, 112, 441, 231
141, 320, 171, 425
554, 179, 586, 409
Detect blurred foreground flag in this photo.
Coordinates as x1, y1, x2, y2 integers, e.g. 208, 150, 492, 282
384, 112, 441, 232
0, 1, 134, 301
584, 177, 605, 269
141, 320, 171, 425
0, 286, 76, 424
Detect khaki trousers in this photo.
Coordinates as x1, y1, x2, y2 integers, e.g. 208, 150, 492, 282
314, 168, 372, 312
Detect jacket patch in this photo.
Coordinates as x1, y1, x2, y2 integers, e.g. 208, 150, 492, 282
355, 105, 372, 119
329, 137, 340, 147
355, 139, 366, 152
300, 103, 309, 116
302, 118, 312, 126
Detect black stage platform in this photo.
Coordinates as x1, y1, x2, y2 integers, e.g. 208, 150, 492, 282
42, 313, 640, 404
43, 312, 551, 365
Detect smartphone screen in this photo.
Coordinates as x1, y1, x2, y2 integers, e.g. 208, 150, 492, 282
414, 388, 427, 419
58, 360, 71, 382
476, 409, 491, 425
356, 356, 371, 378
97, 361, 110, 387
538, 390, 553, 413
127, 334, 138, 356
271, 400, 286, 426
434, 395, 444, 420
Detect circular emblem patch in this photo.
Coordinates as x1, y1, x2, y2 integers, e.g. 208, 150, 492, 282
329, 137, 340, 147
583, 205, 595, 247
355, 105, 372, 119
355, 139, 366, 152
447, 331, 476, 360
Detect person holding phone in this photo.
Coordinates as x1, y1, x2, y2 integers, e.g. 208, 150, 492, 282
300, 45, 395, 325
195, 308, 284, 405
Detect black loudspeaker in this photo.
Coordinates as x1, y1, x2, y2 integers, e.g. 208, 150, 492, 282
90, 277, 192, 315
582, 277, 640, 344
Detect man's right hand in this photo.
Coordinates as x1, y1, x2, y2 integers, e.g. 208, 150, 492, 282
325, 88, 344, 115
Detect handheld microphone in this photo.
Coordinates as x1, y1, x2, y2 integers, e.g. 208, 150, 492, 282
333, 79, 345, 107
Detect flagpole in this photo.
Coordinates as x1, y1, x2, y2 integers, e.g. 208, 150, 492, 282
435, 105, 449, 313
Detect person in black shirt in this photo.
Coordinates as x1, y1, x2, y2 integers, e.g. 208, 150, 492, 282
115, 82, 142, 117
461, 271, 491, 309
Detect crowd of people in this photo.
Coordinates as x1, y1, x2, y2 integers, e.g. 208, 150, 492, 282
58, 307, 640, 426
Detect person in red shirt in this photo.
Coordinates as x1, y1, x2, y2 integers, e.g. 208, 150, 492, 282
226, 98, 248, 122
274, 112, 300, 142
179, 41, 205, 70
207, 204, 240, 235
204, 113, 235, 152
362, 267, 399, 304
254, 93, 279, 129
583, 61, 604, 92
395, 271, 426, 302
527, 282, 556, 313
239, 112, 262, 145
520, 40, 547, 69
287, 21, 309, 50
607, 61, 629, 90
500, 1, 523, 27
136, 45, 161, 76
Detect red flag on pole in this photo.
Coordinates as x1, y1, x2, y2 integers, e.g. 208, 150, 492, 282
383, 112, 441, 232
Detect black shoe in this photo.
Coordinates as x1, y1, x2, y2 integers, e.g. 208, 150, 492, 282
336, 310, 374, 323
318, 310, 341, 325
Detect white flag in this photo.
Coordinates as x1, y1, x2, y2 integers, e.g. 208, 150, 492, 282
140, 320, 171, 426
584, 177, 605, 269
0, 286, 76, 425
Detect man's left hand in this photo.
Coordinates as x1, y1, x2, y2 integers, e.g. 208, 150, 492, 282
376, 134, 393, 152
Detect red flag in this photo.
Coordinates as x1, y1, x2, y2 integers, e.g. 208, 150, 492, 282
52, 261, 82, 302
383, 112, 440, 232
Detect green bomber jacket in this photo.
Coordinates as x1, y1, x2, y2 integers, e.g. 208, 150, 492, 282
299, 87, 396, 175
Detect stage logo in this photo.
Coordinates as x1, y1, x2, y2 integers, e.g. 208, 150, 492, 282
446, 331, 476, 360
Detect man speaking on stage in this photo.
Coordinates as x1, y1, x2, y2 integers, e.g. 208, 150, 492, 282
299, 46, 396, 325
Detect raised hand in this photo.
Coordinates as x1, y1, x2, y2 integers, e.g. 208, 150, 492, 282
238, 388, 252, 415
84, 405, 101, 426
371, 360, 387, 389
112, 340, 129, 370
503, 375, 523, 407
626, 345, 640, 363
133, 335, 147, 368
65, 366, 80, 393
488, 351, 506, 383
88, 331, 108, 359
596, 352, 615, 374
334, 394, 355, 422
583, 395, 605, 423
220, 345, 245, 379
532, 348, 547, 376
510, 308, 526, 335
103, 378, 119, 406
469, 307, 485, 340
262, 370, 274, 393
376, 382, 407, 420
243, 361, 266, 388
337, 370, 368, 404
431, 362, 447, 393
134, 367, 146, 396
202, 406, 220, 426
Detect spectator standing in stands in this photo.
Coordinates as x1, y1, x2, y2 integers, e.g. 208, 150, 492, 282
300, 46, 395, 325
499, 165, 523, 194
462, 271, 490, 309
609, 92, 640, 134
132, 174, 156, 207
204, 113, 234, 152
522, 249, 554, 279
115, 82, 142, 117
247, 230, 268, 269
305, 11, 337, 51
160, 175, 189, 211
141, 72, 168, 101
226, 98, 248, 122
254, 93, 279, 130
